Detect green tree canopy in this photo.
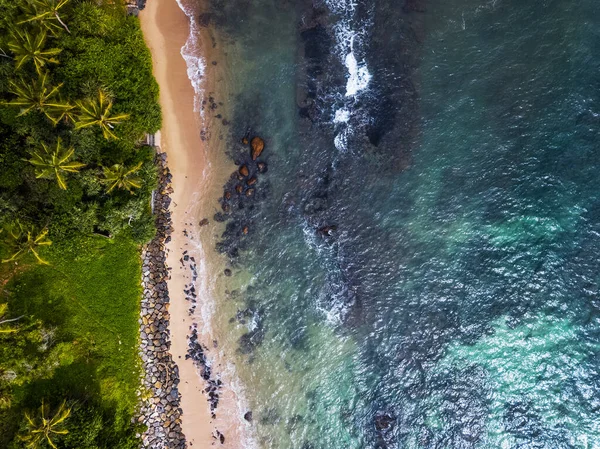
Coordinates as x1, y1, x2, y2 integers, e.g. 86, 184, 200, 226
18, 0, 71, 36
8, 28, 61, 75
1, 222, 52, 265
28, 138, 85, 190
6, 72, 73, 124
75, 89, 129, 140
102, 162, 143, 194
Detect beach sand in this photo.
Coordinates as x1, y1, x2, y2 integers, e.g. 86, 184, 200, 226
139, 1, 216, 447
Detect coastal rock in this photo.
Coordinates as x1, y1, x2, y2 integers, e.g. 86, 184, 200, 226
257, 162, 268, 173
317, 225, 337, 236
242, 136, 249, 145
235, 185, 243, 194
244, 411, 253, 422
245, 188, 255, 197
246, 177, 257, 186
224, 191, 232, 200
138, 150, 186, 449
224, 268, 232, 276
239, 165, 249, 177
242, 226, 249, 235
199, 218, 209, 227
251, 137, 265, 160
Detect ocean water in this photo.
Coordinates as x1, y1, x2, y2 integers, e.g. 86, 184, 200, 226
183, 0, 600, 447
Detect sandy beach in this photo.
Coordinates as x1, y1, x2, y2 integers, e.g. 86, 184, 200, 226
140, 1, 219, 447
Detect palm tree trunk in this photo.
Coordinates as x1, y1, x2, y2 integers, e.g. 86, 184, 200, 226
55, 12, 70, 33
0, 315, 24, 325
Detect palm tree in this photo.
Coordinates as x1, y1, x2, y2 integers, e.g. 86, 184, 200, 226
18, 0, 71, 35
28, 138, 85, 190
1, 222, 52, 265
102, 162, 143, 194
7, 72, 73, 124
8, 29, 61, 76
20, 400, 71, 449
75, 89, 129, 140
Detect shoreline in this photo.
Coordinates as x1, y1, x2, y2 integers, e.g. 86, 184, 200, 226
139, 1, 247, 448
139, 1, 214, 447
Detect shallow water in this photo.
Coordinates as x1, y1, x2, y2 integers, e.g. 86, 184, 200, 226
184, 0, 600, 447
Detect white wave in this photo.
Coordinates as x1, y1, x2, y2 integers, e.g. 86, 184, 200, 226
334, 127, 349, 151
175, 0, 207, 113
325, 0, 373, 151
345, 49, 372, 97
334, 108, 350, 123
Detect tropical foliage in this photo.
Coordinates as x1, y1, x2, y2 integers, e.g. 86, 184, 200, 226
28, 138, 85, 189
0, 0, 161, 447
8, 29, 61, 75
7, 72, 71, 123
20, 400, 71, 449
1, 222, 52, 265
75, 89, 129, 139
18, 0, 72, 35
102, 162, 142, 193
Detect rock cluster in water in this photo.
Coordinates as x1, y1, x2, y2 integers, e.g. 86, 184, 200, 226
215, 134, 269, 259
137, 151, 186, 449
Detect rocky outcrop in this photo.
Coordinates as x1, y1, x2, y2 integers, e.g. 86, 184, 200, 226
250, 137, 265, 160
137, 151, 186, 449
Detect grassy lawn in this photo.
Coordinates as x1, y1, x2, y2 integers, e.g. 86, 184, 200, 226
0, 234, 142, 448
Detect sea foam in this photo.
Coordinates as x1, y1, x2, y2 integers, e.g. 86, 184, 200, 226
175, 0, 207, 114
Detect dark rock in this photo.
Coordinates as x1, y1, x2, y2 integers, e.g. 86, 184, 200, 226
235, 185, 243, 194
239, 165, 249, 177
257, 162, 267, 173
246, 177, 257, 186
199, 218, 209, 227
224, 191, 232, 200
224, 269, 232, 276
251, 137, 265, 160
244, 411, 253, 422
317, 225, 337, 236
245, 188, 255, 197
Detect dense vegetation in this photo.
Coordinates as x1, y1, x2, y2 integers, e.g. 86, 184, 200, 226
0, 0, 161, 447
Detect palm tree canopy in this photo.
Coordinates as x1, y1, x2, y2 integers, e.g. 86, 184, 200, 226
8, 28, 61, 75
102, 162, 143, 194
75, 89, 129, 140
28, 138, 85, 190
1, 221, 52, 265
21, 400, 71, 449
7, 72, 73, 124
18, 0, 72, 35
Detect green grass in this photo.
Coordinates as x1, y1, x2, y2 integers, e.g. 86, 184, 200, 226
1, 234, 143, 448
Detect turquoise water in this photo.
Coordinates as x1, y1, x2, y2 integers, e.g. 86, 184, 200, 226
193, 0, 600, 447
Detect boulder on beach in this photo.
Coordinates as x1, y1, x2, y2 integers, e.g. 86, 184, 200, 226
251, 137, 265, 160
247, 177, 257, 186
239, 165, 249, 177
235, 184, 243, 194
199, 218, 209, 226
224, 191, 232, 200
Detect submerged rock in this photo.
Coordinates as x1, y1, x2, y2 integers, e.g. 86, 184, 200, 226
247, 177, 257, 186
317, 225, 337, 236
251, 137, 265, 160
239, 165, 249, 177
